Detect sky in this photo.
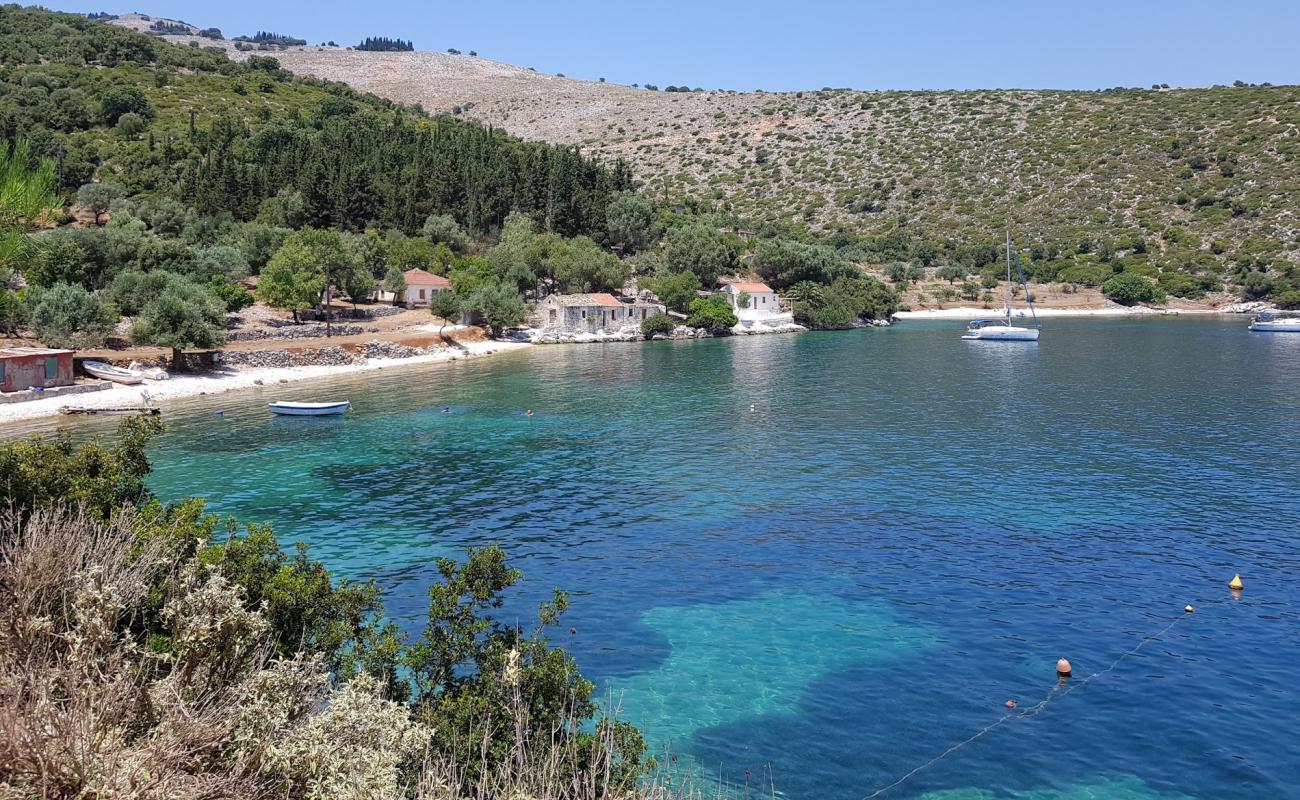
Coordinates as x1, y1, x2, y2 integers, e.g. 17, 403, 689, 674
45, 0, 1300, 91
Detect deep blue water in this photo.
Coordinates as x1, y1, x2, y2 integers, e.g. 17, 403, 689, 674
50, 318, 1300, 799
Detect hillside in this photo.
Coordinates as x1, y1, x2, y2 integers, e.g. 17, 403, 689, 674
118, 15, 1300, 263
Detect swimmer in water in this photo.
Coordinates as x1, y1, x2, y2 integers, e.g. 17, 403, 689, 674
525, 409, 534, 417
442, 406, 451, 414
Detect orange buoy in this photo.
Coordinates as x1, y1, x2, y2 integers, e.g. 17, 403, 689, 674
1056, 658, 1072, 677
1004, 699, 1018, 709
1228, 574, 1244, 591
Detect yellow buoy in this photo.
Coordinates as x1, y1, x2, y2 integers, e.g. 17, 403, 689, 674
1185, 604, 1194, 613
1228, 574, 1244, 591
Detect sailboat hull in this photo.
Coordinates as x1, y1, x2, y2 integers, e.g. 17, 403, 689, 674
962, 326, 1040, 341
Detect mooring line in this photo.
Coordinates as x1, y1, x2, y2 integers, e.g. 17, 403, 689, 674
860, 608, 1196, 799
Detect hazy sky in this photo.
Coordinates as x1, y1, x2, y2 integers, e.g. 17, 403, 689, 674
46, 0, 1300, 91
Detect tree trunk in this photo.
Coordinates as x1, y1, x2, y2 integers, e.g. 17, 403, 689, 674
292, 309, 300, 324
171, 347, 183, 373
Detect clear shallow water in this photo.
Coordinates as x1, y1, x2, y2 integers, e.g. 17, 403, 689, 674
43, 318, 1300, 799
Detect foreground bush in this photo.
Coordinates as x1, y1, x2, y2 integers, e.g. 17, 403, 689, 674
0, 423, 653, 800
641, 313, 677, 336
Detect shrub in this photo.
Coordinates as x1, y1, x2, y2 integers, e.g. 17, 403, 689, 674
646, 270, 700, 312
684, 295, 737, 333
1273, 291, 1300, 310
640, 313, 676, 336
27, 282, 117, 347
1102, 273, 1165, 305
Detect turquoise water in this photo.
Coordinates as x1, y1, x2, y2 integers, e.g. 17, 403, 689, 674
40, 318, 1300, 799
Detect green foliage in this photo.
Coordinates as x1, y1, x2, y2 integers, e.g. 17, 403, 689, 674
191, 243, 250, 281
387, 236, 452, 274
27, 281, 117, 347
549, 236, 628, 293
258, 227, 351, 317
0, 416, 162, 521
207, 274, 255, 311
647, 270, 701, 312
663, 224, 737, 285
640, 312, 676, 336
76, 181, 125, 224
382, 264, 406, 298
793, 273, 897, 327
356, 36, 414, 52
752, 238, 852, 288
99, 84, 153, 125
461, 282, 525, 336
428, 290, 461, 333
421, 213, 470, 252
1101, 272, 1165, 305
1273, 291, 1300, 310
106, 268, 179, 315
684, 294, 738, 333
129, 274, 228, 369
605, 191, 661, 254
0, 140, 59, 231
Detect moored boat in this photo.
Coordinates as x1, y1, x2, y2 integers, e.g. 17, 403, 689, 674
1248, 312, 1300, 332
267, 400, 351, 416
82, 360, 145, 385
962, 231, 1041, 342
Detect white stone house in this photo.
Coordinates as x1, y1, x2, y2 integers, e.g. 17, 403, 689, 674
532, 293, 665, 334
720, 281, 794, 329
374, 268, 451, 307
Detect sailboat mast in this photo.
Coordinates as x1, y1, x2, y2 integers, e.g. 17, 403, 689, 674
1004, 229, 1012, 321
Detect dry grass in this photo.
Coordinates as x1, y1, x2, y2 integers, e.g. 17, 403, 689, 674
0, 506, 711, 800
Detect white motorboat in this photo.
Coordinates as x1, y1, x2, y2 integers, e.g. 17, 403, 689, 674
127, 360, 169, 380
82, 360, 145, 385
1248, 312, 1300, 332
267, 401, 351, 416
962, 231, 1042, 342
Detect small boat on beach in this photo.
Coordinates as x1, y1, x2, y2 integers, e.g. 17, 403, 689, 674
1248, 312, 1300, 332
82, 360, 169, 384
267, 400, 351, 416
962, 231, 1041, 342
82, 360, 145, 385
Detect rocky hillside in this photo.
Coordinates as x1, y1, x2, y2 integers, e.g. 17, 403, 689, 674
116, 14, 1300, 271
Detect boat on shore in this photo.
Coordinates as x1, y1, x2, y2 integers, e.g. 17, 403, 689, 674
267, 400, 351, 416
962, 231, 1041, 342
1248, 312, 1300, 332
82, 360, 145, 385
82, 360, 169, 384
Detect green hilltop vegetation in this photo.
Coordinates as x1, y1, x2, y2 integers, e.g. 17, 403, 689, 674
0, 3, 903, 355
611, 84, 1300, 303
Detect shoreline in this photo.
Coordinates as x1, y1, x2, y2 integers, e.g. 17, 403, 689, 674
891, 305, 1227, 320
0, 340, 530, 424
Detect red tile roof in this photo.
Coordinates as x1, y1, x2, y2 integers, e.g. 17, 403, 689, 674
724, 281, 774, 293
546, 292, 623, 308
403, 268, 451, 287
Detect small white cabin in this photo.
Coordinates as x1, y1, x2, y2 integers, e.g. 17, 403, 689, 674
720, 281, 792, 329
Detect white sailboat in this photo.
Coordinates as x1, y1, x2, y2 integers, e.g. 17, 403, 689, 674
962, 232, 1041, 342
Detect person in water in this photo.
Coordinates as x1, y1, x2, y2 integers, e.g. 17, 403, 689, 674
525, 409, 534, 417
442, 406, 451, 414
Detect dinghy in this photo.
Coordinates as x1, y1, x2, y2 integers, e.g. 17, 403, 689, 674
82, 360, 145, 385
267, 400, 350, 416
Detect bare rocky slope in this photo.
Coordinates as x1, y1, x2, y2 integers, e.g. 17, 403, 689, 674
114, 14, 1300, 269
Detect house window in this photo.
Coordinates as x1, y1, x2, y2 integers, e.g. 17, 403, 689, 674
641, 308, 647, 320
44, 357, 58, 379
419, 289, 426, 300
582, 310, 587, 319
549, 309, 557, 322
0, 361, 6, 384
